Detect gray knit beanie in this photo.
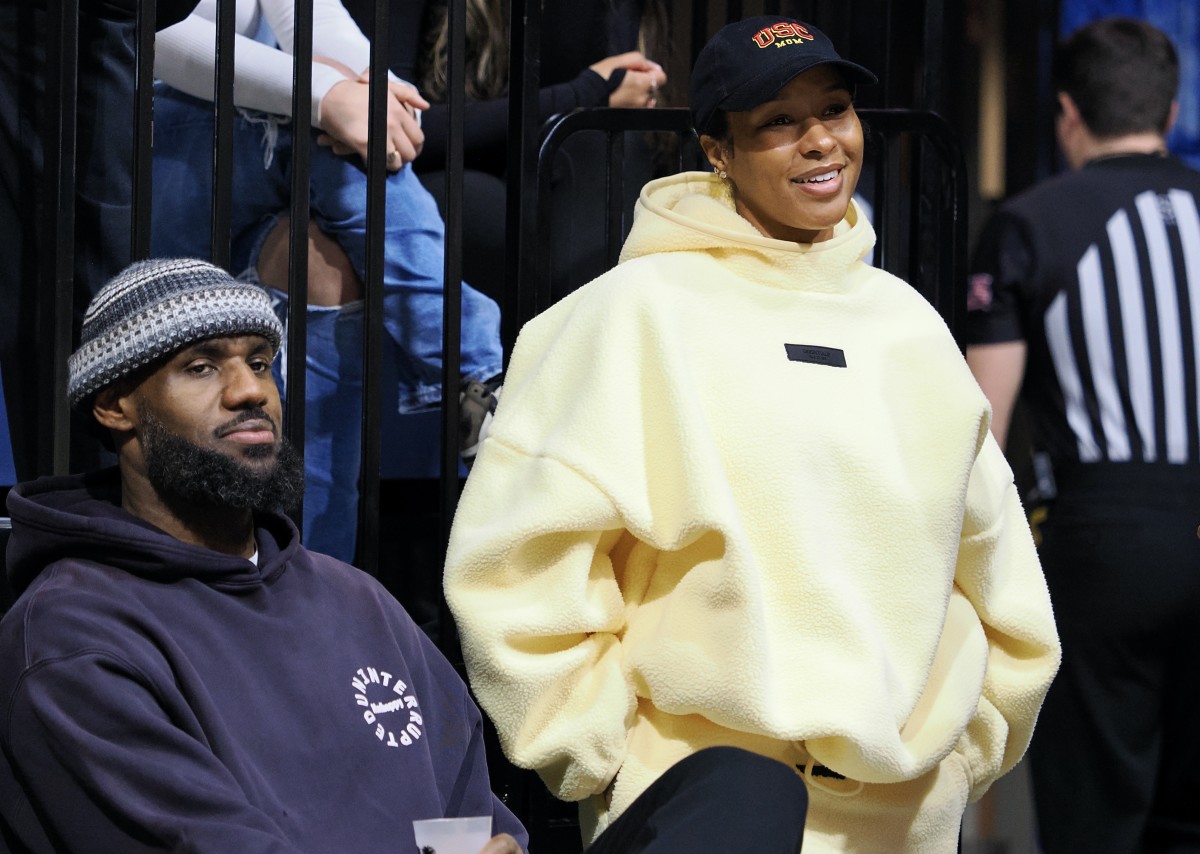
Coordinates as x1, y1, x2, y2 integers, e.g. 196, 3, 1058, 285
68, 258, 284, 408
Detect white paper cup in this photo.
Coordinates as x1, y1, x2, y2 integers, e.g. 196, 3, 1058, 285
412, 816, 492, 854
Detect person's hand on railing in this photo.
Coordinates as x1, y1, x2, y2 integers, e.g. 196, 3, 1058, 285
315, 57, 429, 170
589, 51, 667, 109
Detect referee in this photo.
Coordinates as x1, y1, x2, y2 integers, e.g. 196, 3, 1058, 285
966, 17, 1200, 853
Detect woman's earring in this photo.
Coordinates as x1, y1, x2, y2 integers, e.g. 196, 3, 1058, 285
718, 170, 727, 180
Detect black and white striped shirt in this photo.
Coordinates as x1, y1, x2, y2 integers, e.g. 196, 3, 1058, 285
967, 153, 1200, 469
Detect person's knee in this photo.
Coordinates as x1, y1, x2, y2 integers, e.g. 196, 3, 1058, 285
256, 214, 362, 306
657, 747, 808, 835
603, 747, 807, 853
675, 746, 808, 808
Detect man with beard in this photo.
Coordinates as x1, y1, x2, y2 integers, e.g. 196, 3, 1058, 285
0, 258, 526, 853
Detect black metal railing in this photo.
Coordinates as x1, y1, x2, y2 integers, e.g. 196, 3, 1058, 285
521, 107, 968, 345
43, 0, 79, 477
27, 0, 969, 620
859, 108, 969, 345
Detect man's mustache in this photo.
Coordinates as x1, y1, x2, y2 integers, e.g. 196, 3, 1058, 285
214, 409, 278, 439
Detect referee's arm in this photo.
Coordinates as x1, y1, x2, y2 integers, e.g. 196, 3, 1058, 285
967, 341, 1026, 451
964, 213, 1034, 451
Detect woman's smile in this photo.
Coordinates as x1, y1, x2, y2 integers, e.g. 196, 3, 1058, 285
702, 65, 863, 244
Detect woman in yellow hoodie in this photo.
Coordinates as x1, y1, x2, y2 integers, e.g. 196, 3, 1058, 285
445, 15, 1061, 853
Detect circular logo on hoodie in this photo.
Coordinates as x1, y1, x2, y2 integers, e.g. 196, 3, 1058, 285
351, 665, 424, 748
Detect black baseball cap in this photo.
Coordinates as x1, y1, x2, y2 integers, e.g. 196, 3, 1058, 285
689, 16, 878, 136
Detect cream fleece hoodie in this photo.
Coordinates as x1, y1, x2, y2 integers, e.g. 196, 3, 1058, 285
445, 172, 1060, 852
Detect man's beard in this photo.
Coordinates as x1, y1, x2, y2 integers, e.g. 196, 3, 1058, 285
140, 406, 304, 517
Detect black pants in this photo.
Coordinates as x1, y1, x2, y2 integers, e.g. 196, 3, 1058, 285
586, 747, 808, 854
1029, 464, 1200, 853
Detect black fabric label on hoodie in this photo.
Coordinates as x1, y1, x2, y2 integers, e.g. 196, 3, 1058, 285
785, 344, 847, 368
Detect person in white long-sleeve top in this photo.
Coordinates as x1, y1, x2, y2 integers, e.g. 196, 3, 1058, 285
151, 0, 504, 562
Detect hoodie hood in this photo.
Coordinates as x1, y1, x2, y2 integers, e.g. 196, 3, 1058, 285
5, 469, 300, 599
619, 171, 876, 292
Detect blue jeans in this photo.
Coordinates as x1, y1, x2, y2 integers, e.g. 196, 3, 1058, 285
151, 86, 502, 560
262, 285, 366, 561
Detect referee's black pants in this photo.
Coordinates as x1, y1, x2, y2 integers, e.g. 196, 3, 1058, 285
1029, 463, 1200, 853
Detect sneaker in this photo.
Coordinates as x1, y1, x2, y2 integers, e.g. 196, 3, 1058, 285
459, 377, 502, 461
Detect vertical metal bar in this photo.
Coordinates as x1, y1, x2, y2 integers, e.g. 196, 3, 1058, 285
606, 131, 625, 268
881, 0, 896, 107
285, 0, 314, 516
888, 134, 908, 277
933, 140, 951, 316
908, 132, 925, 290
691, 0, 710, 69
871, 128, 888, 265
920, 0, 937, 112
534, 130, 554, 312
944, 126, 969, 347
43, 0, 78, 476
358, 0, 390, 574
210, 0, 236, 269
131, 0, 156, 259
503, 0, 542, 356
438, 0, 467, 653
1036, 0, 1060, 182
873, 133, 892, 273
725, 0, 743, 26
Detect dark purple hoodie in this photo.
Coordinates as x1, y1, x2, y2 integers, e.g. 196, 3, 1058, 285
0, 469, 525, 853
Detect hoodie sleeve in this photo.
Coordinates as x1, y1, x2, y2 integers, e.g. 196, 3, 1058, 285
1, 651, 307, 853
444, 442, 636, 803
948, 434, 1061, 801
155, 11, 347, 126
406, 618, 530, 846
807, 429, 1061, 795
444, 279, 715, 804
